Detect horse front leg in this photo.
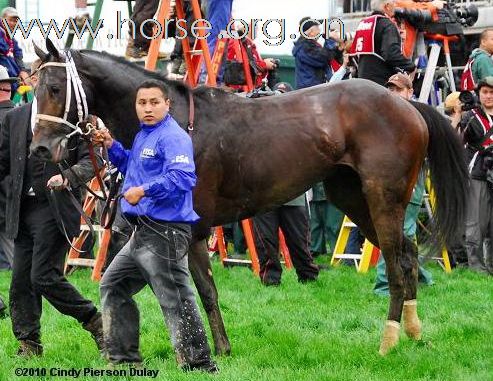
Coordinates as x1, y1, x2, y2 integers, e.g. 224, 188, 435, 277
188, 239, 231, 356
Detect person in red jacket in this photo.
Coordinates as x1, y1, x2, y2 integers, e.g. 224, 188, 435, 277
226, 26, 277, 89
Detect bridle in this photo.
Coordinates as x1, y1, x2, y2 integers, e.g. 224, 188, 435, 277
34, 50, 118, 253
35, 50, 88, 139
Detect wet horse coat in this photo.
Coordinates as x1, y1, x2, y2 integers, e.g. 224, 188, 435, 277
31, 41, 468, 356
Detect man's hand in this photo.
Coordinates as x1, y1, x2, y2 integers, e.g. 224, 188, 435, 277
47, 174, 68, 190
124, 186, 145, 205
91, 128, 114, 149
264, 58, 276, 70
329, 30, 344, 43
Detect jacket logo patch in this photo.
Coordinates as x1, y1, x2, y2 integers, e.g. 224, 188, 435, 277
141, 148, 155, 158
173, 155, 190, 164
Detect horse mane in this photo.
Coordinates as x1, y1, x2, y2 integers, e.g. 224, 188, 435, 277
74, 49, 233, 101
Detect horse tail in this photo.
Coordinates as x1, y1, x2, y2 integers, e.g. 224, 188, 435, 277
410, 100, 469, 248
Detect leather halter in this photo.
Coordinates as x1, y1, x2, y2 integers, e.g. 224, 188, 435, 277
35, 50, 88, 138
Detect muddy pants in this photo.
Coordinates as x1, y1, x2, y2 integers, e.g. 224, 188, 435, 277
100, 219, 213, 367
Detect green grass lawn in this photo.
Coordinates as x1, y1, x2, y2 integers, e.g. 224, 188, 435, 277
0, 259, 492, 381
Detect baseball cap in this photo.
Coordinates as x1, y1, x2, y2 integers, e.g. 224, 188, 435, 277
444, 92, 461, 110
300, 17, 323, 34
385, 73, 413, 89
477, 76, 493, 91
1, 7, 19, 18
0, 65, 18, 84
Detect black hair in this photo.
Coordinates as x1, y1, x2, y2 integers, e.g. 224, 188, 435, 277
136, 80, 169, 99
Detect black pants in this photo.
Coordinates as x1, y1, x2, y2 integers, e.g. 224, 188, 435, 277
130, 0, 160, 50
253, 206, 319, 284
10, 197, 97, 343
100, 219, 213, 367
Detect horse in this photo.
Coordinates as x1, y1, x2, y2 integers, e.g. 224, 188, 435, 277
31, 39, 468, 356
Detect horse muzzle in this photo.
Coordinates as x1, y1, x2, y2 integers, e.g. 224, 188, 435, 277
30, 135, 67, 163
30, 145, 53, 161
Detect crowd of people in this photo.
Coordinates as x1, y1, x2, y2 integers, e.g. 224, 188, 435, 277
0, 0, 492, 373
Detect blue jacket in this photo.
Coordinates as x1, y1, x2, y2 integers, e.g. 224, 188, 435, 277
108, 114, 200, 223
292, 37, 337, 89
0, 27, 25, 91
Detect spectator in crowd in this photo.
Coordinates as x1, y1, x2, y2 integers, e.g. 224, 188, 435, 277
0, 64, 16, 319
329, 46, 354, 83
94, 80, 217, 372
309, 181, 344, 258
0, 7, 28, 90
373, 73, 433, 295
348, 0, 415, 87
206, 0, 233, 58
0, 65, 15, 267
225, 24, 277, 89
443, 91, 468, 266
0, 61, 104, 357
461, 29, 493, 91
460, 76, 493, 274
444, 92, 463, 130
253, 193, 319, 286
293, 17, 338, 89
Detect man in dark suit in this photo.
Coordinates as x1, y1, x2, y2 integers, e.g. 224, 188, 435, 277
0, 64, 16, 319
0, 64, 104, 357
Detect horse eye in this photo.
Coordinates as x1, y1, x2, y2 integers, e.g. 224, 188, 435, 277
50, 85, 60, 95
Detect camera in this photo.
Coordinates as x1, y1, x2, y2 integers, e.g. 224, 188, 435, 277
459, 90, 480, 111
451, 3, 479, 27
394, 2, 478, 35
394, 8, 433, 27
271, 59, 280, 69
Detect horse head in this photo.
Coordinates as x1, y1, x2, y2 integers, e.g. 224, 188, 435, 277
31, 38, 94, 163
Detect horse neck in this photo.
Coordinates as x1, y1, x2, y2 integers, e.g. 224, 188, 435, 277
76, 52, 190, 144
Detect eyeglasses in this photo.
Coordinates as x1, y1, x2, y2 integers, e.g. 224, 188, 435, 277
0, 88, 11, 93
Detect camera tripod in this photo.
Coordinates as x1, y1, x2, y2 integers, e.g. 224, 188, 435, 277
417, 32, 459, 104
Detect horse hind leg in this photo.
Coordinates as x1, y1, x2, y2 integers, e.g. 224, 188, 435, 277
188, 239, 231, 356
401, 237, 422, 340
324, 165, 415, 353
364, 187, 407, 355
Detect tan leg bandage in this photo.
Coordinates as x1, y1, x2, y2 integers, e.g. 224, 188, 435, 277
379, 320, 400, 356
403, 299, 422, 340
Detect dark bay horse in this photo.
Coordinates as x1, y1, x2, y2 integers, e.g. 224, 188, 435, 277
31, 39, 468, 356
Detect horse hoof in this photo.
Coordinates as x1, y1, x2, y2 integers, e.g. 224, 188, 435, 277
378, 320, 400, 356
214, 342, 231, 356
403, 300, 422, 340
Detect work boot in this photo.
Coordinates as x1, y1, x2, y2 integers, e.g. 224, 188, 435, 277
176, 351, 219, 374
82, 311, 105, 353
17, 340, 43, 357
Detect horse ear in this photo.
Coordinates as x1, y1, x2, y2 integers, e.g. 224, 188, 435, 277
33, 42, 48, 61
45, 38, 61, 60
